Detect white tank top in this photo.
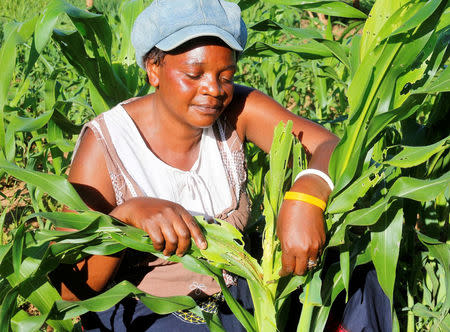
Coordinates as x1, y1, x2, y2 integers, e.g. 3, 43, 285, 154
102, 104, 232, 219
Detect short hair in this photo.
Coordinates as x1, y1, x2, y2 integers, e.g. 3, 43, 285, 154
143, 47, 167, 67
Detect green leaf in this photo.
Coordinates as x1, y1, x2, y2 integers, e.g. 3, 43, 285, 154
329, 172, 450, 247
313, 39, 350, 69
360, 0, 408, 60
411, 303, 440, 319
87, 80, 110, 115
50, 3, 129, 107
327, 164, 384, 214
12, 224, 26, 276
238, 0, 260, 11
389, 172, 450, 202
33, 211, 101, 230
330, 8, 436, 190
262, 121, 294, 283
365, 98, 421, 147
384, 136, 450, 168
417, 232, 450, 312
8, 111, 54, 133
0, 243, 13, 268
412, 65, 450, 94
312, 265, 344, 331
8, 263, 73, 331
339, 243, 350, 300
179, 255, 257, 332
349, 34, 361, 79
0, 288, 19, 332
250, 19, 323, 39
0, 17, 37, 149
0, 161, 88, 211
51, 101, 82, 135
299, 272, 323, 306
244, 41, 332, 59
82, 241, 125, 255
276, 275, 305, 300
371, 205, 403, 308
54, 280, 196, 319
389, 0, 444, 37
0, 24, 18, 151
291, 1, 367, 18
198, 310, 226, 332
11, 309, 48, 332
35, 0, 102, 52
118, 0, 144, 64
196, 217, 263, 283
312, 64, 328, 110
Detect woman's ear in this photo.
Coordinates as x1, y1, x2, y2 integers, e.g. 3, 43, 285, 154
146, 60, 160, 88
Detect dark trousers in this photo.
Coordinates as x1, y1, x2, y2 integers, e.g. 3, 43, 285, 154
81, 277, 253, 332
82, 266, 391, 331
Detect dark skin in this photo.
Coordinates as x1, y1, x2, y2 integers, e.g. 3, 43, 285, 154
59, 39, 339, 301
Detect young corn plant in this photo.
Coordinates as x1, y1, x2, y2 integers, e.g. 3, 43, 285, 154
244, 0, 449, 330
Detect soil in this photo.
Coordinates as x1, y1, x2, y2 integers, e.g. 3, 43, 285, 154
1, 178, 32, 241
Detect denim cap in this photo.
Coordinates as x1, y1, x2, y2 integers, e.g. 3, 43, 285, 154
131, 0, 247, 70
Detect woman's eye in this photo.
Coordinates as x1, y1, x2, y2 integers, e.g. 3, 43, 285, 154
186, 73, 201, 79
221, 76, 234, 83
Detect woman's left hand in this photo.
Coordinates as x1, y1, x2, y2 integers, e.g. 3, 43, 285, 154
277, 199, 326, 276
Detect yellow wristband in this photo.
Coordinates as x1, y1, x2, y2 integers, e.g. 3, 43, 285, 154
284, 192, 326, 211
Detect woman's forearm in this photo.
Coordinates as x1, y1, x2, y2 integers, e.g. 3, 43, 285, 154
53, 253, 123, 301
294, 138, 339, 200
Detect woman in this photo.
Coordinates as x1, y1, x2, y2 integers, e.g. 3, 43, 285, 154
61, 0, 339, 330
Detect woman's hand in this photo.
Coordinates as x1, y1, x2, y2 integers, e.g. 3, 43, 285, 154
277, 200, 326, 276
276, 174, 330, 276
110, 197, 207, 256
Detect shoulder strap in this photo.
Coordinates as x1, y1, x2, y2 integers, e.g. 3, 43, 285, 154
213, 117, 249, 230
73, 113, 143, 205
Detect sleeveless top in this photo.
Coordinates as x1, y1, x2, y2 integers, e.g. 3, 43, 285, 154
73, 103, 249, 298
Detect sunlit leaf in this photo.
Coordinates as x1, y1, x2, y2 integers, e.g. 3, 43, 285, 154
371, 205, 403, 307
0, 161, 88, 211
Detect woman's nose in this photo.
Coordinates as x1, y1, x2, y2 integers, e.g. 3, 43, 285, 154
199, 75, 222, 97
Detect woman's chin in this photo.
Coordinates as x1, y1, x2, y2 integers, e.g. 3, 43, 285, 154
188, 109, 223, 128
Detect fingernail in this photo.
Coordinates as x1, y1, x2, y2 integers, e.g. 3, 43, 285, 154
201, 241, 207, 249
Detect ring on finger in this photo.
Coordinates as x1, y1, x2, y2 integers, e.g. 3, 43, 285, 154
307, 258, 318, 269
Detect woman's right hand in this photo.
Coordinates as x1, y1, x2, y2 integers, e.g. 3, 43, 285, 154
110, 197, 207, 257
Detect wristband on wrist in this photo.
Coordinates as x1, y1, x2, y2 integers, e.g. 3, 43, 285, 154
294, 169, 334, 191
284, 191, 326, 211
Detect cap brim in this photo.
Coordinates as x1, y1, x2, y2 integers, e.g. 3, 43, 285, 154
155, 25, 243, 52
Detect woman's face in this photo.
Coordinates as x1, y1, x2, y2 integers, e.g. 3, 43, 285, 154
149, 40, 236, 129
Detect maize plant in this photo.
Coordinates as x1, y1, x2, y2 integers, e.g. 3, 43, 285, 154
243, 0, 449, 328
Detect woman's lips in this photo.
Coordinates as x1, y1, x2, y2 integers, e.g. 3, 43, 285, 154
191, 104, 222, 114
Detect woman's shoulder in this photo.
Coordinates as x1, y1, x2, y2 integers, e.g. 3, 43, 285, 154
87, 96, 145, 122
231, 84, 257, 106
230, 84, 283, 117
233, 83, 278, 101
227, 84, 285, 139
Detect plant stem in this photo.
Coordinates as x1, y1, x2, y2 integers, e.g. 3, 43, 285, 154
250, 286, 277, 332
31, 131, 43, 153
407, 282, 415, 332
297, 282, 314, 332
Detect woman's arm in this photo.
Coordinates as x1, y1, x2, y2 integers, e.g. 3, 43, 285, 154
55, 128, 121, 301
57, 128, 207, 300
230, 85, 339, 276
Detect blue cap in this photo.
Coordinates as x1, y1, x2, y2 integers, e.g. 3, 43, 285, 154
131, 0, 247, 69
